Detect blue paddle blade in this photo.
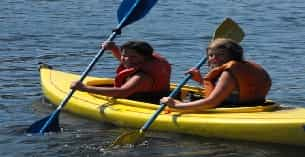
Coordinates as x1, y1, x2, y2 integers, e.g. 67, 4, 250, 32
117, 0, 158, 28
27, 114, 60, 133
27, 0, 158, 134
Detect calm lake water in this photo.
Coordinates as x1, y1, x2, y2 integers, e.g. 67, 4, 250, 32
1, 0, 305, 156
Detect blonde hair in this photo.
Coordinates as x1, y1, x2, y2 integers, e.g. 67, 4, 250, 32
207, 38, 244, 61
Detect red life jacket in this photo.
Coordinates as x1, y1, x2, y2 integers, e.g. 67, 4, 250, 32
114, 53, 171, 93
203, 60, 271, 104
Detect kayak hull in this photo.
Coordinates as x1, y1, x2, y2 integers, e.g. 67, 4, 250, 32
39, 65, 305, 146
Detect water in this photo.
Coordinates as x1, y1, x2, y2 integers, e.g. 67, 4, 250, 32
1, 0, 305, 156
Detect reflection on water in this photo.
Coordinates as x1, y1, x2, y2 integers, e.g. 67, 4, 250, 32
1, 0, 305, 156
2, 99, 302, 157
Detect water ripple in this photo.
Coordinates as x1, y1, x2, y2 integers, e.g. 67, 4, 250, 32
1, 0, 305, 156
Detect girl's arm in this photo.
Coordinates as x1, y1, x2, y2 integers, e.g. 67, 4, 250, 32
71, 72, 153, 98
101, 41, 121, 60
161, 71, 236, 110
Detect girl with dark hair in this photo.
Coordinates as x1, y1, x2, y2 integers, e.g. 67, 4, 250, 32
71, 40, 171, 104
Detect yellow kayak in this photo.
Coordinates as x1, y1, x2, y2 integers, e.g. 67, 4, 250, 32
39, 64, 305, 146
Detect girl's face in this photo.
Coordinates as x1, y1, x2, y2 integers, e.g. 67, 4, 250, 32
207, 48, 231, 69
120, 48, 146, 68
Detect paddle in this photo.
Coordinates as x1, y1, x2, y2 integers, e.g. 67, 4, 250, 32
27, 0, 159, 134
110, 17, 245, 147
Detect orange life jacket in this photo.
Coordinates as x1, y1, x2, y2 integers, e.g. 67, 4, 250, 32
114, 53, 171, 93
203, 60, 271, 104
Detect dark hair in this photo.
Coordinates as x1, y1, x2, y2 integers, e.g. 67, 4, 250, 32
120, 41, 153, 58
207, 38, 244, 61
